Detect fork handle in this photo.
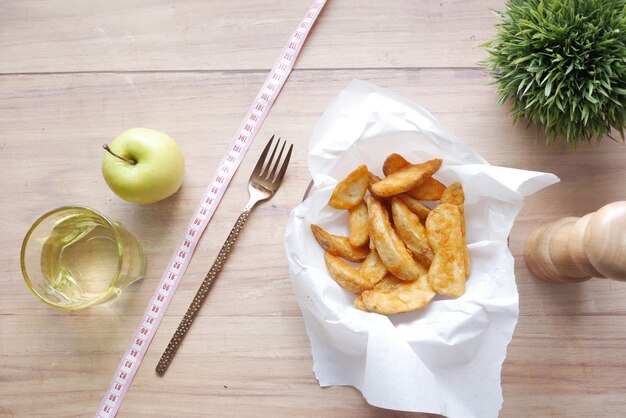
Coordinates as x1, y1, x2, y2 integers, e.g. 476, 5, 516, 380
156, 209, 251, 376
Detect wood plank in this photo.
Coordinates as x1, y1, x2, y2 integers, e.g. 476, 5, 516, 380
0, 0, 502, 73
6, 0, 626, 416
503, 316, 626, 417
3, 69, 625, 317
2, 69, 626, 417
0, 315, 437, 417
3, 315, 625, 416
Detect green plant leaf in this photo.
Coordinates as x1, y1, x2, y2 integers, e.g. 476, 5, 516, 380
481, 0, 626, 147
545, 78, 553, 96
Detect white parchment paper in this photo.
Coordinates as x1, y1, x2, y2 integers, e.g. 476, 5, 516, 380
284, 80, 559, 417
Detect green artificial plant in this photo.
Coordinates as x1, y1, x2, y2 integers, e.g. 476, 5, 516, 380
483, 0, 626, 146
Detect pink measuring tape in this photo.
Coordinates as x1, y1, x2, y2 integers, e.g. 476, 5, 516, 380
96, 1, 325, 416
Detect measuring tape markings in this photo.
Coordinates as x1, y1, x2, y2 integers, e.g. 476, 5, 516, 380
96, 1, 326, 416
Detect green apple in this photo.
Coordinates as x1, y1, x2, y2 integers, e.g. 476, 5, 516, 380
102, 128, 185, 204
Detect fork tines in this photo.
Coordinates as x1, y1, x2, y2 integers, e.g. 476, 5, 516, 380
253, 135, 293, 185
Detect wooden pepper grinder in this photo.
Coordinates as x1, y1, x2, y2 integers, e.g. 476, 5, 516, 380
524, 201, 626, 283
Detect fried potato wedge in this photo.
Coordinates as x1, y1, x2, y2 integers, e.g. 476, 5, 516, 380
382, 153, 411, 176
440, 182, 464, 206
348, 201, 369, 247
356, 274, 436, 314
383, 153, 446, 200
311, 224, 369, 262
354, 294, 367, 311
425, 204, 449, 251
358, 248, 388, 285
365, 195, 421, 281
371, 159, 442, 197
407, 178, 446, 201
440, 182, 470, 278
324, 252, 379, 294
329, 164, 369, 210
425, 203, 466, 297
395, 193, 431, 221
367, 172, 386, 199
391, 198, 434, 267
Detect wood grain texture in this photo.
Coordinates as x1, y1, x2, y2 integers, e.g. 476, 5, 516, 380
0, 0, 499, 73
1, 1, 626, 417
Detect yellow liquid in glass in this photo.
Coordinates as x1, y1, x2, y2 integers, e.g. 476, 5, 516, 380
36, 211, 144, 308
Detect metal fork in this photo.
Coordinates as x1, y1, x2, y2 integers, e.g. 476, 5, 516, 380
156, 136, 293, 376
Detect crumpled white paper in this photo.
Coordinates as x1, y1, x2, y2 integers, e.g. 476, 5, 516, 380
284, 80, 559, 418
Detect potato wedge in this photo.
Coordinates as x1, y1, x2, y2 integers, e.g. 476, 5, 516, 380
324, 252, 379, 294
348, 201, 369, 247
367, 172, 386, 199
425, 203, 466, 297
395, 193, 431, 221
365, 195, 422, 281
371, 159, 442, 197
329, 165, 369, 210
391, 198, 434, 267
383, 153, 445, 200
407, 178, 446, 201
356, 274, 436, 314
382, 153, 411, 176
311, 224, 369, 262
440, 182, 470, 278
425, 204, 450, 251
440, 182, 464, 206
358, 248, 388, 285
354, 294, 367, 311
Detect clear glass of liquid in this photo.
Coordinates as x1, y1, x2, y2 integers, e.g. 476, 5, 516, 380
21, 206, 146, 310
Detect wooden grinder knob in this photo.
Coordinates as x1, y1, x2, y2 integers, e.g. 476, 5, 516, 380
524, 201, 626, 283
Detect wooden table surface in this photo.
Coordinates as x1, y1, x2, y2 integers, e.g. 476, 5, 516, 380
2, 1, 626, 417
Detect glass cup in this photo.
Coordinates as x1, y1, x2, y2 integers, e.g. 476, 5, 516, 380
21, 206, 146, 310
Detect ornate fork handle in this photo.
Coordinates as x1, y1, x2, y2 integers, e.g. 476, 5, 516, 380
156, 136, 292, 375
156, 209, 251, 376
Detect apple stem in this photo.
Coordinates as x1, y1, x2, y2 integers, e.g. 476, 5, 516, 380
103, 144, 136, 165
